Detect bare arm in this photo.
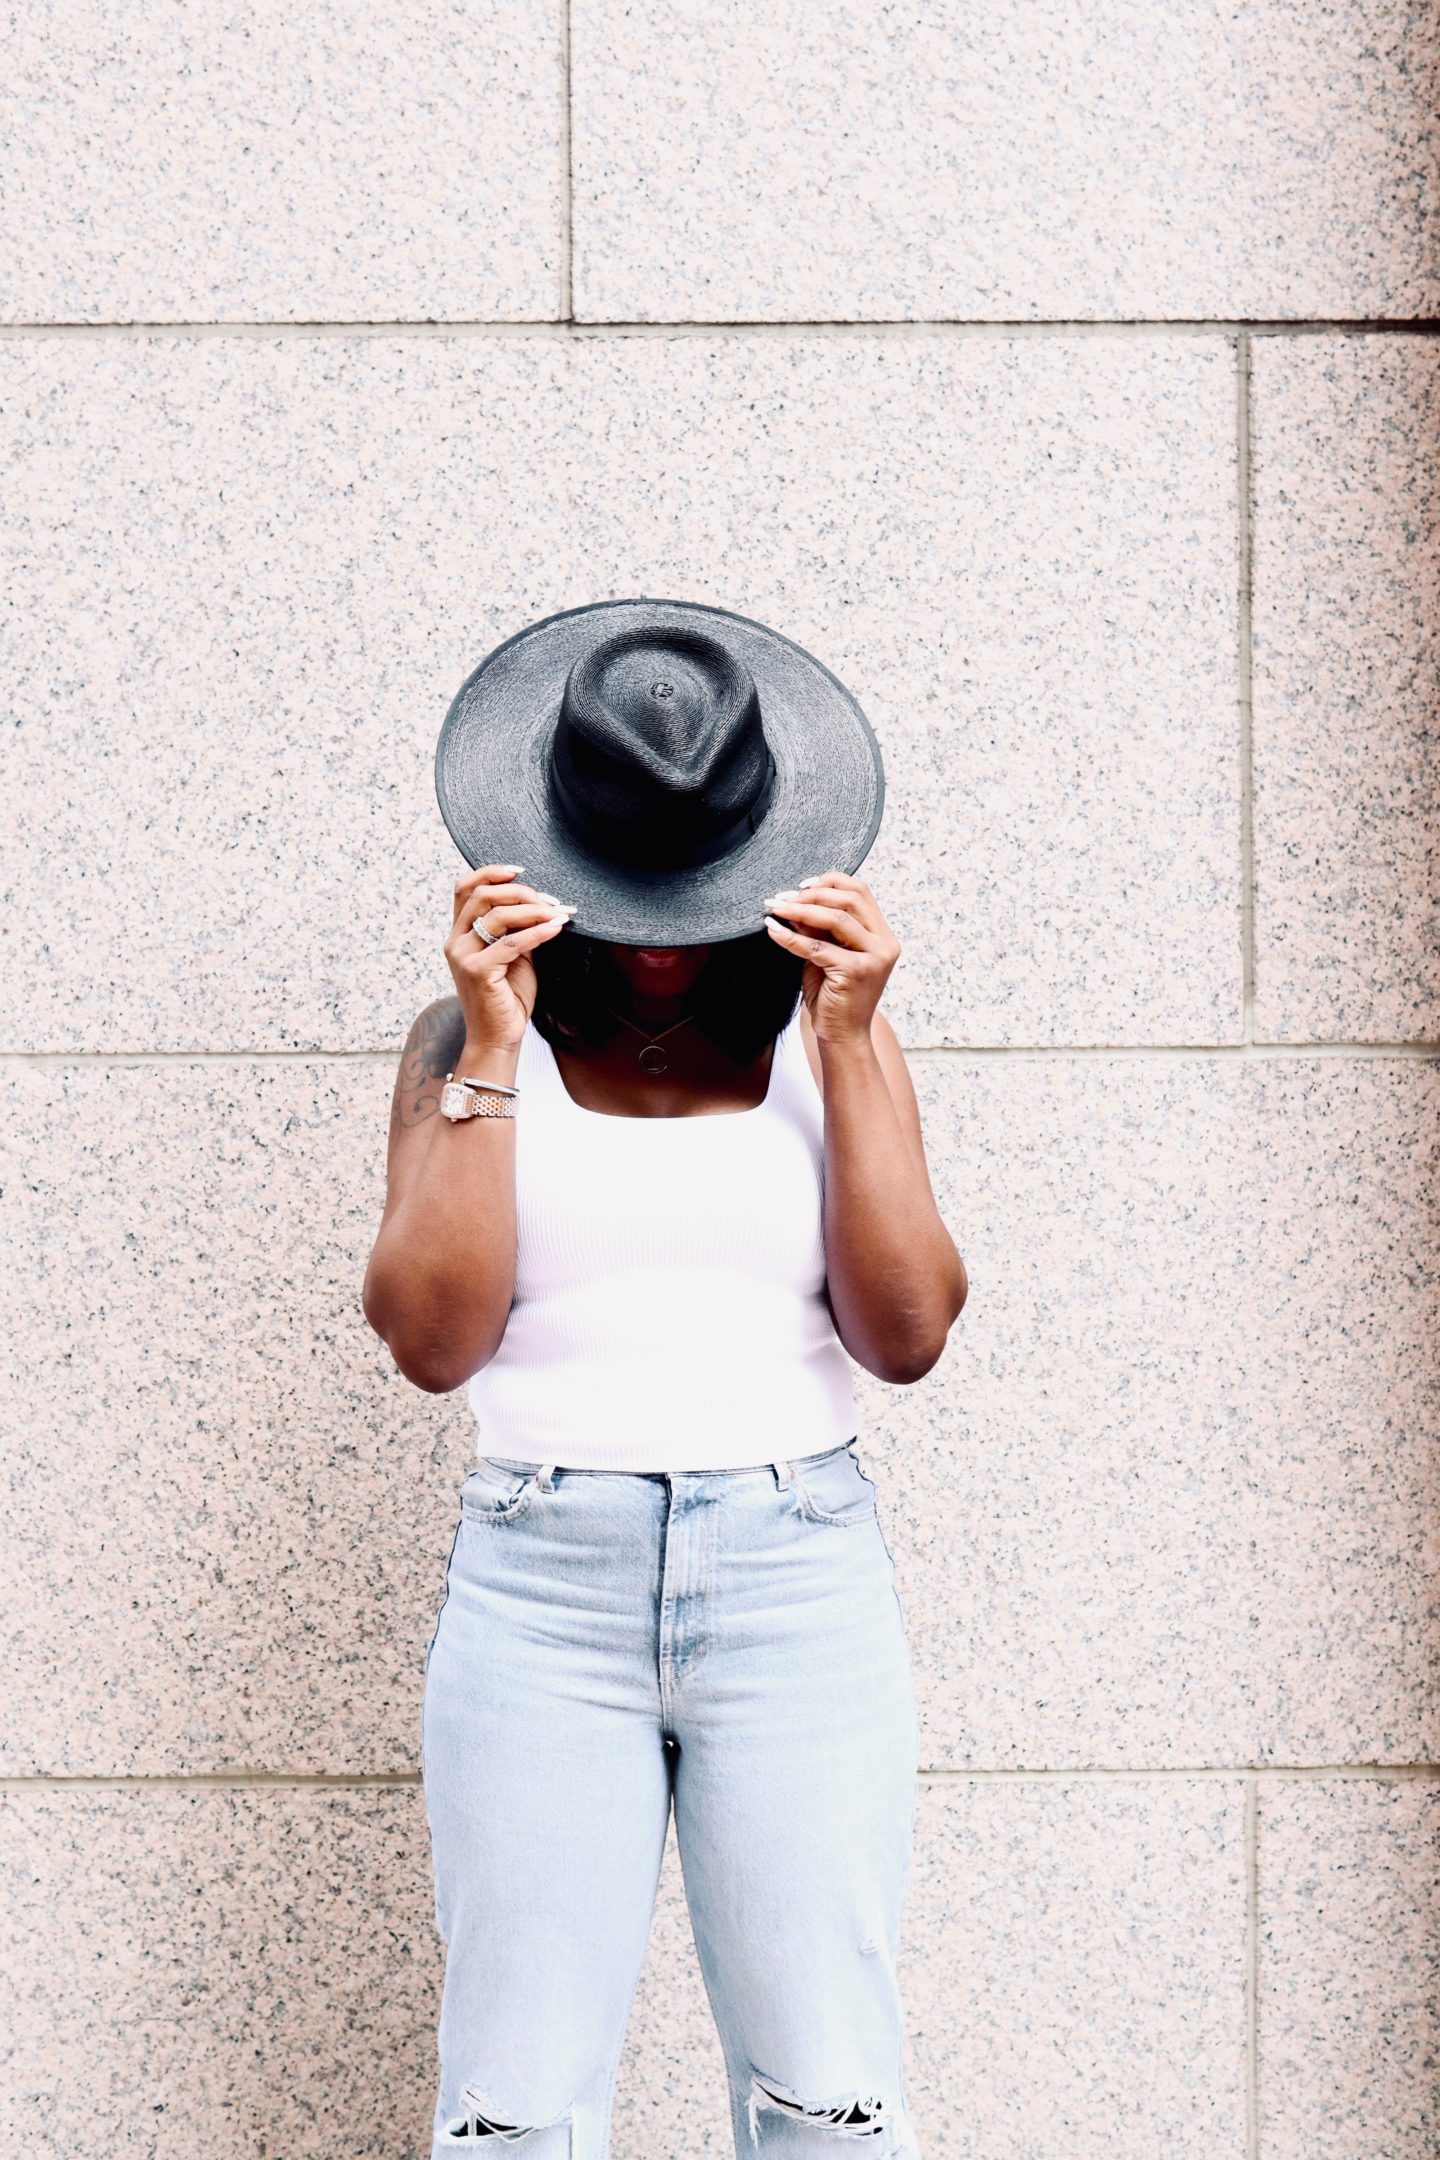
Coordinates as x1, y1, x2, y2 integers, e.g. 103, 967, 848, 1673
766, 875, 967, 1384
362, 996, 524, 1391
816, 1010, 966, 1383
361, 865, 573, 1392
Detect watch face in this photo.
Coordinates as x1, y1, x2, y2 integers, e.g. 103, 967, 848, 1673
440, 1080, 471, 1120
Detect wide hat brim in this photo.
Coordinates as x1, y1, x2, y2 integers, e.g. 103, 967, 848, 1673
434, 598, 886, 946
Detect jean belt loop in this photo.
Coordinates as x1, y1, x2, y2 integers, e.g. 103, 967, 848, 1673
535, 1463, 557, 1492
772, 1459, 794, 1488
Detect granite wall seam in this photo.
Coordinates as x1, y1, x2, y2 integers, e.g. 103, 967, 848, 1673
6, 1766, 1440, 1791
1245, 1772, 1260, 2160
1238, 331, 1256, 1052
2, 320, 1437, 339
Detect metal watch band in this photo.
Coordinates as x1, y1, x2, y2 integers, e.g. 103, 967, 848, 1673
441, 1074, 519, 1121
459, 1092, 515, 1118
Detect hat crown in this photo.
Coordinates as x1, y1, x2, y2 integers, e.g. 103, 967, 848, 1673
549, 626, 777, 871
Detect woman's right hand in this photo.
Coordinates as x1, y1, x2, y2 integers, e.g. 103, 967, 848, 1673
444, 864, 576, 1052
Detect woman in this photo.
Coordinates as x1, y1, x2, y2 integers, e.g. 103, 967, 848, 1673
363, 602, 966, 2158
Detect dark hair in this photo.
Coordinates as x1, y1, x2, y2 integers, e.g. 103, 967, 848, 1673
530, 928, 805, 1065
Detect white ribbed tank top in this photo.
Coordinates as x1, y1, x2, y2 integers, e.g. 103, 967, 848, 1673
466, 1004, 858, 1470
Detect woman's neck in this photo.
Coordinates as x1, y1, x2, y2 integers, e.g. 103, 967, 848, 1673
619, 988, 694, 1027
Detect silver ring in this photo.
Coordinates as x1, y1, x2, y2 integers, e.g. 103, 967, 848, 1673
474, 916, 501, 945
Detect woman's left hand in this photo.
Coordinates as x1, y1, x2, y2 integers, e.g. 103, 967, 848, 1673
762, 872, 901, 1047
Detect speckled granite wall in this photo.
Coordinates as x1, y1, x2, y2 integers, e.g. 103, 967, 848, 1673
1, 5, 1436, 2157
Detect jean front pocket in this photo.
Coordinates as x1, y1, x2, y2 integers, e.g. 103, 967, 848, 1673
459, 1458, 539, 1526
790, 1444, 879, 1528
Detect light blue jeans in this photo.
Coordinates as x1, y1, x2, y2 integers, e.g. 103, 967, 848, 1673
420, 1439, 922, 2158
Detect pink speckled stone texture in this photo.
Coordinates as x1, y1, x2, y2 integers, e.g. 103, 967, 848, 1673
1251, 335, 1440, 1044
571, 0, 1440, 322
2, 0, 1437, 2143
0, 1057, 468, 1776
1259, 1777, 1440, 2159
0, 1785, 443, 2160
900, 1778, 1247, 2157
865, 1051, 1440, 1769
4, 1046, 1436, 1778
0, 2, 565, 322
0, 331, 1239, 1056
0, 1779, 1247, 2160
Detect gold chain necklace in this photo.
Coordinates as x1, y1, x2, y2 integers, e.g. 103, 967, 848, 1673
603, 1003, 697, 1075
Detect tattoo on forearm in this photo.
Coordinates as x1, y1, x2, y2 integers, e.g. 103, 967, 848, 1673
390, 999, 467, 1133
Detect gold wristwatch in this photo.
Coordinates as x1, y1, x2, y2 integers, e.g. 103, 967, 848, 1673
440, 1071, 519, 1121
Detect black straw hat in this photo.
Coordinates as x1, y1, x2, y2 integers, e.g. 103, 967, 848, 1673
434, 598, 885, 945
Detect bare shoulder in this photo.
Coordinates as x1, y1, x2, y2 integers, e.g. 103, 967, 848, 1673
797, 1003, 928, 1162
388, 994, 467, 1145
